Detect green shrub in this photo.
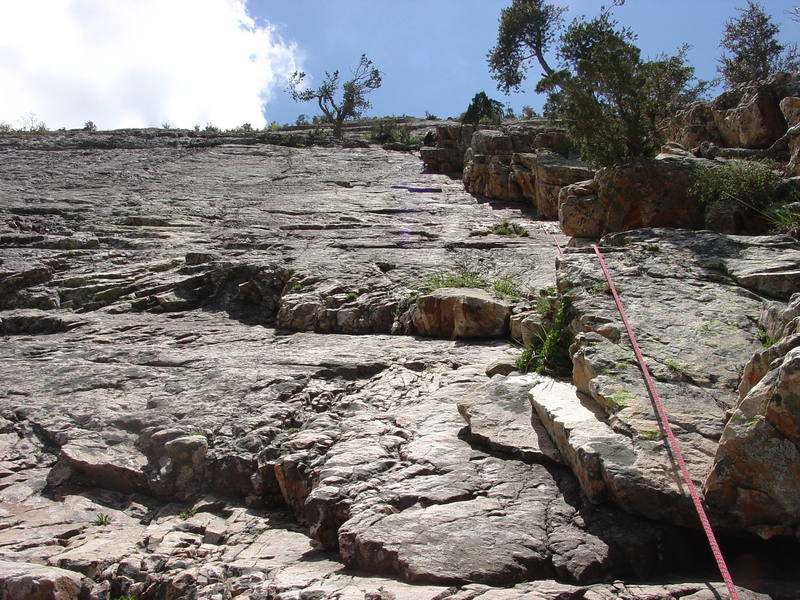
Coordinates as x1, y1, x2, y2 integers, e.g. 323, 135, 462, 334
369, 119, 416, 144
689, 159, 783, 214
515, 297, 572, 376
764, 202, 800, 236
424, 110, 438, 120
83, 120, 97, 132
461, 92, 504, 125
492, 219, 529, 237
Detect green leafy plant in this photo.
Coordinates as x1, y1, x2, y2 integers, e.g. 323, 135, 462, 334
114, 595, 137, 600
203, 123, 220, 134
178, 508, 198, 520
639, 429, 662, 441
515, 297, 572, 376
689, 159, 785, 230
492, 219, 529, 237
589, 282, 610, 294
93, 513, 112, 526
345, 291, 359, 300
757, 329, 776, 348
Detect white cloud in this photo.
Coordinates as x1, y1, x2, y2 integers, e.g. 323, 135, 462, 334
0, 0, 301, 129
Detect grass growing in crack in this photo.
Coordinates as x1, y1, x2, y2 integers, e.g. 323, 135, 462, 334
757, 329, 776, 348
93, 513, 112, 526
589, 282, 610, 294
345, 291, 359, 300
179, 508, 198, 520
492, 219, 529, 237
765, 202, 800, 237
418, 268, 488, 292
492, 274, 525, 302
394, 267, 530, 318
639, 429, 662, 441
664, 358, 691, 377
515, 297, 572, 376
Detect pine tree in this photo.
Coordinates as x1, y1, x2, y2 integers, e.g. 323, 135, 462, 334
718, 0, 799, 88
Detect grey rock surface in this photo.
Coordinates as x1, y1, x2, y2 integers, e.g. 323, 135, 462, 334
2, 132, 766, 598
555, 228, 800, 529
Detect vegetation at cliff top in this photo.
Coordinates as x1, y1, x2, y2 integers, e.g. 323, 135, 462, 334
287, 54, 382, 138
718, 0, 799, 88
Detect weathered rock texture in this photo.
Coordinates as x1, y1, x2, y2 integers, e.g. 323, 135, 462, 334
3, 131, 776, 598
663, 72, 800, 150
555, 229, 800, 533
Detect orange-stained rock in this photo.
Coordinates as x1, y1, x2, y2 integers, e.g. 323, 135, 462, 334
411, 287, 511, 339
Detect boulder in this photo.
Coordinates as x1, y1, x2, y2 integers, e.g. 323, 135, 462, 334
558, 179, 603, 238
780, 96, 800, 128
704, 347, 800, 538
0, 560, 90, 600
660, 102, 722, 151
411, 288, 511, 339
510, 310, 548, 346
458, 374, 562, 463
592, 157, 704, 235
712, 82, 787, 148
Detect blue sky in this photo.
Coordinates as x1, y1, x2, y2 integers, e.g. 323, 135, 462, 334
0, 1, 797, 130
258, 0, 800, 125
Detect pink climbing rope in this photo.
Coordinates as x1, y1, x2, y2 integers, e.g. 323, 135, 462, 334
590, 244, 740, 600
541, 224, 564, 255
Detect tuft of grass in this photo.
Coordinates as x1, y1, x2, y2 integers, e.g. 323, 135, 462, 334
764, 202, 800, 237
418, 268, 488, 293
515, 298, 572, 376
492, 274, 525, 302
114, 595, 138, 600
491, 219, 529, 237
757, 329, 776, 348
664, 358, 691, 377
93, 513, 112, 526
178, 508, 198, 520
189, 429, 206, 437
589, 282, 610, 295
345, 291, 359, 300
639, 429, 662, 441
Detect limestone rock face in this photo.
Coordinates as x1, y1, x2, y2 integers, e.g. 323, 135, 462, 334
558, 157, 707, 238
420, 123, 475, 173
662, 72, 800, 151
554, 229, 800, 528
712, 82, 787, 148
513, 152, 594, 218
0, 129, 787, 599
411, 288, 511, 338
459, 123, 585, 210
704, 346, 800, 538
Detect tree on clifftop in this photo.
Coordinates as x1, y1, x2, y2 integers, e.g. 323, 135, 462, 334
536, 9, 710, 167
288, 54, 382, 138
718, 1, 799, 88
486, 0, 566, 94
